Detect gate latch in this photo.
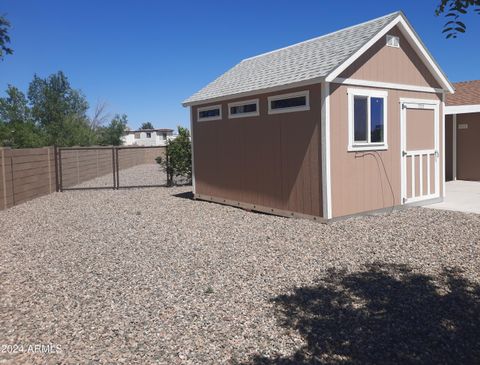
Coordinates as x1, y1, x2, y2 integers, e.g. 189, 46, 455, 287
402, 151, 408, 157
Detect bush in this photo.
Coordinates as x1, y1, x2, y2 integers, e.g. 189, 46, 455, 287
156, 126, 191, 186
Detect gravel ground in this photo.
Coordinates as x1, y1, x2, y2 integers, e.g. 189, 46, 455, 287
1, 172, 479, 363
73, 164, 167, 189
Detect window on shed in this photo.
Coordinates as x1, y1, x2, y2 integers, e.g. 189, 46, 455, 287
268, 91, 310, 114
198, 105, 222, 121
348, 88, 388, 151
228, 99, 259, 118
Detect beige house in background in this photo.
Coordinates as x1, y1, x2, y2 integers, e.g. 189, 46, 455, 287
122, 128, 175, 146
183, 11, 454, 221
445, 80, 480, 182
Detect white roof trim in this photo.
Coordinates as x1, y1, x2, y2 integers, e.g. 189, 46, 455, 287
325, 14, 454, 94
445, 104, 480, 115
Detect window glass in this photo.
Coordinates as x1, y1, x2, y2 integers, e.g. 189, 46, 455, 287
134, 133, 140, 139
354, 96, 368, 142
230, 103, 257, 115
146, 132, 151, 138
370, 97, 384, 143
271, 96, 306, 109
199, 108, 220, 119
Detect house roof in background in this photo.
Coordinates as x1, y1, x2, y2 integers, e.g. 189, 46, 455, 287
446, 80, 480, 106
125, 128, 174, 133
183, 11, 453, 106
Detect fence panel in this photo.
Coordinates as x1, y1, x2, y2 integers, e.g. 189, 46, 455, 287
0, 147, 56, 210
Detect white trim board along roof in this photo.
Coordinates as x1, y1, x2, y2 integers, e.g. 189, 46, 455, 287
183, 11, 453, 107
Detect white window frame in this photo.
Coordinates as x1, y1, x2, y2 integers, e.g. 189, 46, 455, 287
197, 105, 222, 122
347, 88, 388, 152
228, 99, 259, 119
268, 90, 310, 115
386, 35, 400, 48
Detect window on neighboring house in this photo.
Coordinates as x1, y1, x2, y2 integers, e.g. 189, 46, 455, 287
134, 133, 140, 139
146, 132, 152, 138
162, 133, 167, 140
268, 90, 309, 114
348, 88, 388, 151
228, 99, 259, 118
198, 105, 222, 121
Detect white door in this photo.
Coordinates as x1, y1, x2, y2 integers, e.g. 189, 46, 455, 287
400, 99, 440, 204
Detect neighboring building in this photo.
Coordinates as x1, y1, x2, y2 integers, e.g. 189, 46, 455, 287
183, 11, 454, 221
445, 80, 480, 181
122, 128, 175, 146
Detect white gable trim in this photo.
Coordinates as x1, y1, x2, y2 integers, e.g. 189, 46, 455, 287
333, 78, 444, 94
325, 15, 454, 94
445, 104, 480, 115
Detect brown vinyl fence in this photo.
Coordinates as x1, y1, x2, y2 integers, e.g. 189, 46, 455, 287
0, 145, 166, 211
0, 147, 56, 210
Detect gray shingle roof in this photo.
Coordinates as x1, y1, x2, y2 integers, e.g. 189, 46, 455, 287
183, 12, 401, 105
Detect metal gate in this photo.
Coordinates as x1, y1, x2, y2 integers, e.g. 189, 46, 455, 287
57, 146, 167, 191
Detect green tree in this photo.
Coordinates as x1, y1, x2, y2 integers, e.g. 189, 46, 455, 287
436, 0, 480, 38
140, 122, 154, 130
156, 126, 191, 185
27, 71, 91, 146
0, 15, 13, 60
97, 114, 127, 146
0, 85, 45, 147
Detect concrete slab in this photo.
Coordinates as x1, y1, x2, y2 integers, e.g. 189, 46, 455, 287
426, 180, 480, 214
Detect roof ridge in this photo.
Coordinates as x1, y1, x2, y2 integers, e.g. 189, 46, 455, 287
453, 79, 480, 84
241, 11, 401, 62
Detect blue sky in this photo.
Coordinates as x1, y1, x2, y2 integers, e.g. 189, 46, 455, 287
1, 1, 479, 130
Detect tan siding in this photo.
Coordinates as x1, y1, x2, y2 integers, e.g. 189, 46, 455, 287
456, 112, 480, 181
339, 26, 441, 89
406, 109, 435, 150
329, 84, 442, 217
445, 115, 453, 181
192, 85, 323, 217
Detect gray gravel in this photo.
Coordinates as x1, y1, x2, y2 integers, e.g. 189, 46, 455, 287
1, 174, 479, 363
73, 164, 167, 188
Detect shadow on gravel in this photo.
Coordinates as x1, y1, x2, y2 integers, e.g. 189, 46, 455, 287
172, 191, 194, 200
245, 263, 480, 364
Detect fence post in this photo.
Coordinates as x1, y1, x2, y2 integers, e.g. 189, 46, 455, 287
58, 148, 63, 192
111, 147, 116, 189
1, 147, 10, 209
46, 147, 53, 193
53, 145, 59, 192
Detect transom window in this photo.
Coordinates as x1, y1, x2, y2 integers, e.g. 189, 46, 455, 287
348, 88, 388, 151
228, 99, 259, 118
197, 105, 222, 121
268, 90, 310, 114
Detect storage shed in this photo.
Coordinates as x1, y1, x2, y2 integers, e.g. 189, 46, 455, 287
183, 11, 454, 221
445, 80, 480, 181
